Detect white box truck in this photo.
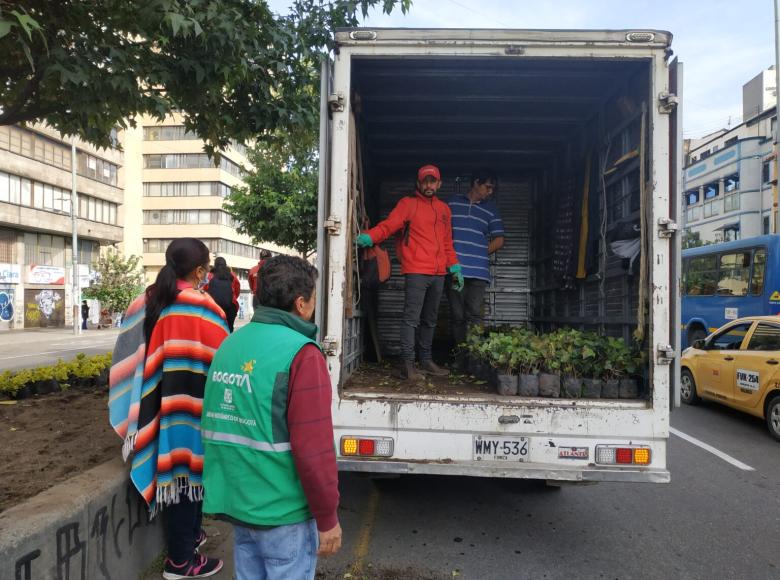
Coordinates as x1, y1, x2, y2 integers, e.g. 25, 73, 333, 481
315, 28, 682, 484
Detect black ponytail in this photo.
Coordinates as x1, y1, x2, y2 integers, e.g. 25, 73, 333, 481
144, 238, 210, 344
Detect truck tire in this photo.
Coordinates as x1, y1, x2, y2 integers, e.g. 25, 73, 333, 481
765, 396, 780, 441
680, 368, 700, 405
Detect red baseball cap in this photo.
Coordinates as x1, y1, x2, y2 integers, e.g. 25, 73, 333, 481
417, 164, 441, 182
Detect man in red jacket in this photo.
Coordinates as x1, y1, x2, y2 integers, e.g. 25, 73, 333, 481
356, 164, 463, 380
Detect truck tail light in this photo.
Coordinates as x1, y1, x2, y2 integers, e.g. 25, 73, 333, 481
340, 436, 394, 457
596, 445, 652, 466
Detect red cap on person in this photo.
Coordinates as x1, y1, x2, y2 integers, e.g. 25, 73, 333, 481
417, 164, 441, 182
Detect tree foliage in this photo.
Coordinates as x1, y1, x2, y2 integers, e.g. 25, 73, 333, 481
0, 0, 411, 151
225, 131, 319, 255
82, 250, 145, 315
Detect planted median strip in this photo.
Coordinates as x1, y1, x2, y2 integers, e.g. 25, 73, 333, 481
0, 352, 112, 400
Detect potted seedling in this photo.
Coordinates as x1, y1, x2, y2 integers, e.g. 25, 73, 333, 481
489, 332, 518, 396
538, 331, 562, 398
516, 333, 542, 397
580, 332, 604, 398
601, 338, 639, 398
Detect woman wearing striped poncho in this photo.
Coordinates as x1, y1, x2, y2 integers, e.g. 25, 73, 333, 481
109, 238, 229, 579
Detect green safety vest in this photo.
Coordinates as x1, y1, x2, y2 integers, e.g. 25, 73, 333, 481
201, 306, 319, 527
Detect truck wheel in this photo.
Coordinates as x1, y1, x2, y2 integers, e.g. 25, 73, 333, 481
765, 396, 780, 441
687, 327, 707, 347
680, 369, 700, 405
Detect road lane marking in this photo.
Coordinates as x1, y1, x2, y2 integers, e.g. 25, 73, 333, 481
670, 427, 755, 471
348, 484, 380, 575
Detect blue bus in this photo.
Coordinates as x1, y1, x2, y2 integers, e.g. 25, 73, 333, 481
682, 234, 780, 348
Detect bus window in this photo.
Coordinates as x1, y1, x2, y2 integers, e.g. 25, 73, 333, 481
751, 248, 767, 296
717, 252, 751, 296
685, 255, 717, 295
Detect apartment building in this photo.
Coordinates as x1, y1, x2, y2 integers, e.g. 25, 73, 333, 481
682, 69, 778, 245
121, 114, 285, 317
0, 123, 123, 330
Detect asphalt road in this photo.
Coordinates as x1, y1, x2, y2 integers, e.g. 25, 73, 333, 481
204, 400, 780, 579
0, 329, 119, 371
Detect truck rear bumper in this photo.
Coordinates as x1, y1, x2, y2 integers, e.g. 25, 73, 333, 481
338, 459, 670, 484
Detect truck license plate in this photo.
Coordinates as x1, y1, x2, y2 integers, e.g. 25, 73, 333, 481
473, 435, 529, 462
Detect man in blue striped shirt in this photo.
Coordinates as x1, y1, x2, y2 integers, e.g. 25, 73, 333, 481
447, 168, 505, 359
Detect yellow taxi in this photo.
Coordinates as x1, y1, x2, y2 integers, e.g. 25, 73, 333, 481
681, 316, 780, 441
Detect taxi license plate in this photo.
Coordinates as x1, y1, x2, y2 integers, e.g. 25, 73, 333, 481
473, 435, 530, 462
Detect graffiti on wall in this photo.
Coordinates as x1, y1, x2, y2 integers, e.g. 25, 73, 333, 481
11, 483, 157, 580
24, 289, 65, 328
0, 290, 13, 322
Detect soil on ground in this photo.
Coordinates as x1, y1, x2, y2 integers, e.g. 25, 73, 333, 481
342, 361, 494, 397
0, 387, 119, 513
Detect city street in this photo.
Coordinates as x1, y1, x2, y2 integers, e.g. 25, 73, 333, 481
0, 328, 119, 371
201, 402, 780, 580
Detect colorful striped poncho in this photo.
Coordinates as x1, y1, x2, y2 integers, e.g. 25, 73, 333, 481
109, 283, 229, 515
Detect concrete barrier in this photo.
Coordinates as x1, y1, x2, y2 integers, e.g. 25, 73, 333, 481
0, 458, 164, 580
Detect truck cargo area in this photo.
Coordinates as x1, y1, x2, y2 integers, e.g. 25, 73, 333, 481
340, 54, 656, 401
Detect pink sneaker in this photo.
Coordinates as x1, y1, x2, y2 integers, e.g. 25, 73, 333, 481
162, 554, 223, 579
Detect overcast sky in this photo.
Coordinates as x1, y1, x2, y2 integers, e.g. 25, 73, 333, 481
269, 0, 776, 138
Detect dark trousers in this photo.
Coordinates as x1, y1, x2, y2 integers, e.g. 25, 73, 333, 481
81, 318, 88, 330
165, 494, 203, 564
401, 274, 445, 362
224, 303, 238, 332
446, 277, 488, 348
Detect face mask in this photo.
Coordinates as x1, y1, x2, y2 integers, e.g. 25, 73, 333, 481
195, 268, 208, 290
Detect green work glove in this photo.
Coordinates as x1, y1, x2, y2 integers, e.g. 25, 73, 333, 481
449, 264, 464, 292
356, 233, 373, 248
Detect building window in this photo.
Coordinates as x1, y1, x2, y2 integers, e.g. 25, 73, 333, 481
686, 206, 701, 223
686, 190, 700, 206
722, 226, 739, 243
725, 136, 738, 146
24, 233, 65, 267
703, 200, 721, 218
144, 238, 262, 260
143, 154, 245, 177
143, 181, 232, 197
143, 125, 199, 141
143, 209, 236, 227
764, 215, 771, 235
704, 182, 719, 199
763, 161, 772, 184
77, 152, 118, 186
723, 173, 739, 192
724, 193, 740, 212
0, 228, 16, 262
78, 239, 100, 266
0, 125, 72, 170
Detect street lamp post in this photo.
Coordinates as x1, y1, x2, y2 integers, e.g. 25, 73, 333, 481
71, 141, 80, 336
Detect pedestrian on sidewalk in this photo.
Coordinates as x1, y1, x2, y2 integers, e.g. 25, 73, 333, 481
108, 238, 229, 580
248, 249, 272, 309
81, 300, 89, 330
202, 255, 341, 580
204, 257, 241, 332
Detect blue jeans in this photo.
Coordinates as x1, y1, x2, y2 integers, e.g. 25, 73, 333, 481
233, 519, 319, 580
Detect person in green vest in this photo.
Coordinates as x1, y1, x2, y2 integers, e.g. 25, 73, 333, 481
201, 255, 341, 579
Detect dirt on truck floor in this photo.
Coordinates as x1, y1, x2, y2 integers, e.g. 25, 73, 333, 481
0, 388, 119, 513
343, 361, 494, 396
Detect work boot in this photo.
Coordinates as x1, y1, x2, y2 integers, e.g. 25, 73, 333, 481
399, 360, 421, 381
420, 359, 449, 376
